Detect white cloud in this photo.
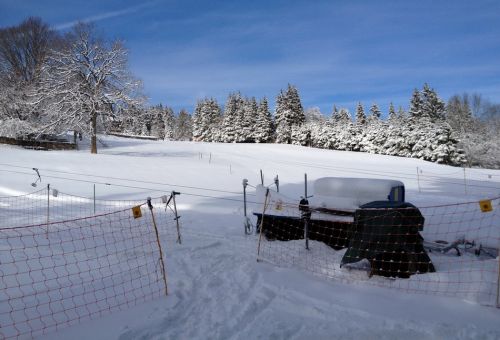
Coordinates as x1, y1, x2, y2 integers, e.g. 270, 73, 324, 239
54, 2, 155, 30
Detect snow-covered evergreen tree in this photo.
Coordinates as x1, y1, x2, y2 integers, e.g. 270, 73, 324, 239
254, 97, 274, 143
162, 106, 175, 140
291, 123, 313, 147
421, 83, 446, 121
355, 102, 366, 125
397, 106, 407, 121
221, 92, 244, 142
409, 89, 423, 120
329, 105, 339, 123
240, 97, 258, 142
331, 107, 351, 126
369, 103, 382, 120
192, 98, 221, 142
274, 84, 305, 144
388, 102, 397, 123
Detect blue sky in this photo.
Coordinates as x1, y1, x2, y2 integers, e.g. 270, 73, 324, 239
1, 0, 499, 116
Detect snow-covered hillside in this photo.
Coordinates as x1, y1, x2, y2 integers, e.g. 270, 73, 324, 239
1, 136, 499, 339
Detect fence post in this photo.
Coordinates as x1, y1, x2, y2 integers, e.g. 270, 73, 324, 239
257, 188, 270, 261
46, 183, 50, 238
93, 184, 96, 215
260, 169, 264, 185
497, 253, 500, 308
274, 175, 279, 192
147, 198, 168, 296
304, 173, 309, 249
171, 191, 182, 244
242, 179, 253, 235
300, 197, 310, 250
304, 173, 308, 198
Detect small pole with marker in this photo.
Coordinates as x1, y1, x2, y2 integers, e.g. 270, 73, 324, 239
147, 197, 168, 296
243, 179, 248, 219
243, 179, 252, 235
171, 191, 182, 244
303, 173, 310, 250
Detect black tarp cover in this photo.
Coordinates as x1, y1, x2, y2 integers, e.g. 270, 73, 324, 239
341, 201, 435, 278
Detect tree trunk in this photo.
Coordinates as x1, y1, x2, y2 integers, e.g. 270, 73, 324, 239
91, 113, 97, 154
73, 130, 79, 150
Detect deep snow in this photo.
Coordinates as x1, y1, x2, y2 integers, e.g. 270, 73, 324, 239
1, 136, 499, 339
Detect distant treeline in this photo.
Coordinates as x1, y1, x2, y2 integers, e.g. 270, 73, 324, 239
1, 17, 499, 167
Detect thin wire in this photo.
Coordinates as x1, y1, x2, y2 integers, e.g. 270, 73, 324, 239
237, 155, 500, 188
1, 160, 498, 192
0, 163, 242, 195
0, 168, 252, 203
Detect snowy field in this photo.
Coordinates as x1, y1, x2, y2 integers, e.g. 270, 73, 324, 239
1, 136, 500, 339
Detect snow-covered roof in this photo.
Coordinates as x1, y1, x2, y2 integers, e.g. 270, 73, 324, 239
310, 177, 404, 211
254, 178, 404, 215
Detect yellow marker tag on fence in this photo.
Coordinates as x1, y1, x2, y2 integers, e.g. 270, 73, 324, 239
479, 200, 492, 213
132, 206, 142, 219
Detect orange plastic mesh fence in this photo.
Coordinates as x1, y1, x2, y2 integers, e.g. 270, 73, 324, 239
256, 192, 499, 307
0, 197, 178, 339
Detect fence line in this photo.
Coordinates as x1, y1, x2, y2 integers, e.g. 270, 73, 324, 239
255, 189, 500, 307
1, 183, 499, 339
0, 195, 181, 339
0, 187, 180, 229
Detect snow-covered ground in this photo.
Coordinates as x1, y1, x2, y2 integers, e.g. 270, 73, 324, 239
1, 136, 500, 339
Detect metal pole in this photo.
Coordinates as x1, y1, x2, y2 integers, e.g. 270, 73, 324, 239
147, 198, 168, 296
497, 250, 500, 308
243, 179, 248, 218
304, 173, 308, 198
497, 239, 500, 308
274, 175, 279, 192
303, 174, 309, 250
416, 167, 421, 193
260, 169, 264, 185
46, 183, 50, 238
257, 189, 270, 261
243, 179, 252, 235
172, 192, 182, 244
93, 184, 96, 215
304, 218, 309, 250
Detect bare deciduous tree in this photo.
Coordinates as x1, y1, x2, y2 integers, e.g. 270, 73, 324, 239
32, 23, 144, 153
0, 17, 56, 127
